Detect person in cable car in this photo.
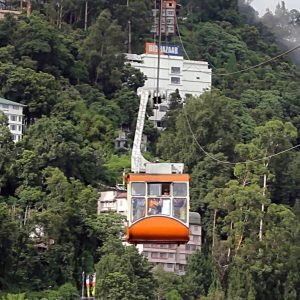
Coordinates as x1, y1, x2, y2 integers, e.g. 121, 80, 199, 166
173, 198, 187, 222
148, 198, 162, 215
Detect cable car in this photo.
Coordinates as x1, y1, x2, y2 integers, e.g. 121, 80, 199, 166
126, 91, 190, 244
126, 173, 189, 244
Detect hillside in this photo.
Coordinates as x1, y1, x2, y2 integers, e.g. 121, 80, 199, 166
0, 0, 299, 299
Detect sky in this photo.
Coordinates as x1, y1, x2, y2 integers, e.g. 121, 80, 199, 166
251, 0, 300, 16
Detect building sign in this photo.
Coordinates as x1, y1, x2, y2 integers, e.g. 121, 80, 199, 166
145, 42, 182, 56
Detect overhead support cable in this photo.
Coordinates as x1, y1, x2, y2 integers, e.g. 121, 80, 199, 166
175, 13, 300, 76
182, 106, 300, 165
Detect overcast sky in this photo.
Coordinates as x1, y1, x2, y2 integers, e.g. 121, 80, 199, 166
251, 0, 300, 16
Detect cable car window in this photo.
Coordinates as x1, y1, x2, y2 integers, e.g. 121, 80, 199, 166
148, 198, 162, 215
173, 198, 187, 222
173, 183, 187, 197
132, 182, 146, 196
161, 198, 171, 215
162, 183, 170, 195
148, 183, 161, 196
132, 197, 145, 221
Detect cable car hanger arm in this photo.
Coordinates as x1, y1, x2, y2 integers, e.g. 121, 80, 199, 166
131, 90, 184, 174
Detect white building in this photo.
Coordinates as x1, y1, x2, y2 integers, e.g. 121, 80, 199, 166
0, 97, 25, 142
126, 50, 212, 128
0, 9, 22, 20
98, 190, 127, 215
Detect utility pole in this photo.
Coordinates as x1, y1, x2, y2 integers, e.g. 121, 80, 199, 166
259, 172, 267, 241
26, 0, 31, 17
156, 0, 163, 101
84, 0, 88, 31
127, 0, 132, 53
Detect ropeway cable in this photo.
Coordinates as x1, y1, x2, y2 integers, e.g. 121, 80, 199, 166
174, 13, 300, 164
175, 13, 300, 76
182, 106, 300, 165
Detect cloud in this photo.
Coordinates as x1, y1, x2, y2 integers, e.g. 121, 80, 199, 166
238, 1, 300, 65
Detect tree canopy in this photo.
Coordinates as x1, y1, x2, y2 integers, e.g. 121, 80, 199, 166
0, 0, 299, 299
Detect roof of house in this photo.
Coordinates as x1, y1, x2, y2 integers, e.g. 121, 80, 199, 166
0, 97, 25, 107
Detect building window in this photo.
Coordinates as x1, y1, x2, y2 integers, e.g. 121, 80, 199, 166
19, 116, 22, 122
18, 125, 21, 131
156, 121, 163, 127
168, 253, 174, 258
167, 263, 173, 269
160, 253, 168, 259
193, 225, 199, 231
167, 9, 175, 16
159, 105, 168, 112
190, 245, 196, 251
143, 251, 148, 257
167, 25, 175, 33
12, 105, 19, 110
10, 125, 16, 131
166, 18, 174, 24
10, 115, 17, 121
193, 235, 200, 242
178, 264, 185, 271
171, 67, 181, 74
2, 104, 9, 109
171, 76, 180, 85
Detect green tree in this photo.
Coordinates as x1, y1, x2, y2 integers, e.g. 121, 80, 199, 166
20, 117, 106, 184
181, 250, 221, 299
0, 112, 15, 194
157, 90, 240, 170
96, 239, 156, 300
81, 9, 126, 94
153, 267, 182, 300
0, 63, 60, 122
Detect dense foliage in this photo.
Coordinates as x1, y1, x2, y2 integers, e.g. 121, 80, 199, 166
0, 0, 300, 299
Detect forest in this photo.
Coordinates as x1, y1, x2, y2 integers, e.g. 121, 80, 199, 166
0, 0, 299, 299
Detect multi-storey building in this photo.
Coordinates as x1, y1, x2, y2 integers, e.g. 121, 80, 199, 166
125, 46, 212, 128
0, 97, 25, 142
127, 51, 211, 101
98, 191, 201, 274
98, 190, 127, 216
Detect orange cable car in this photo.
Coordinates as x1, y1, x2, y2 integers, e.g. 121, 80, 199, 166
126, 173, 190, 244
126, 91, 190, 245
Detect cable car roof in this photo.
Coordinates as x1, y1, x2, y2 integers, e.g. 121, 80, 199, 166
127, 173, 190, 182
